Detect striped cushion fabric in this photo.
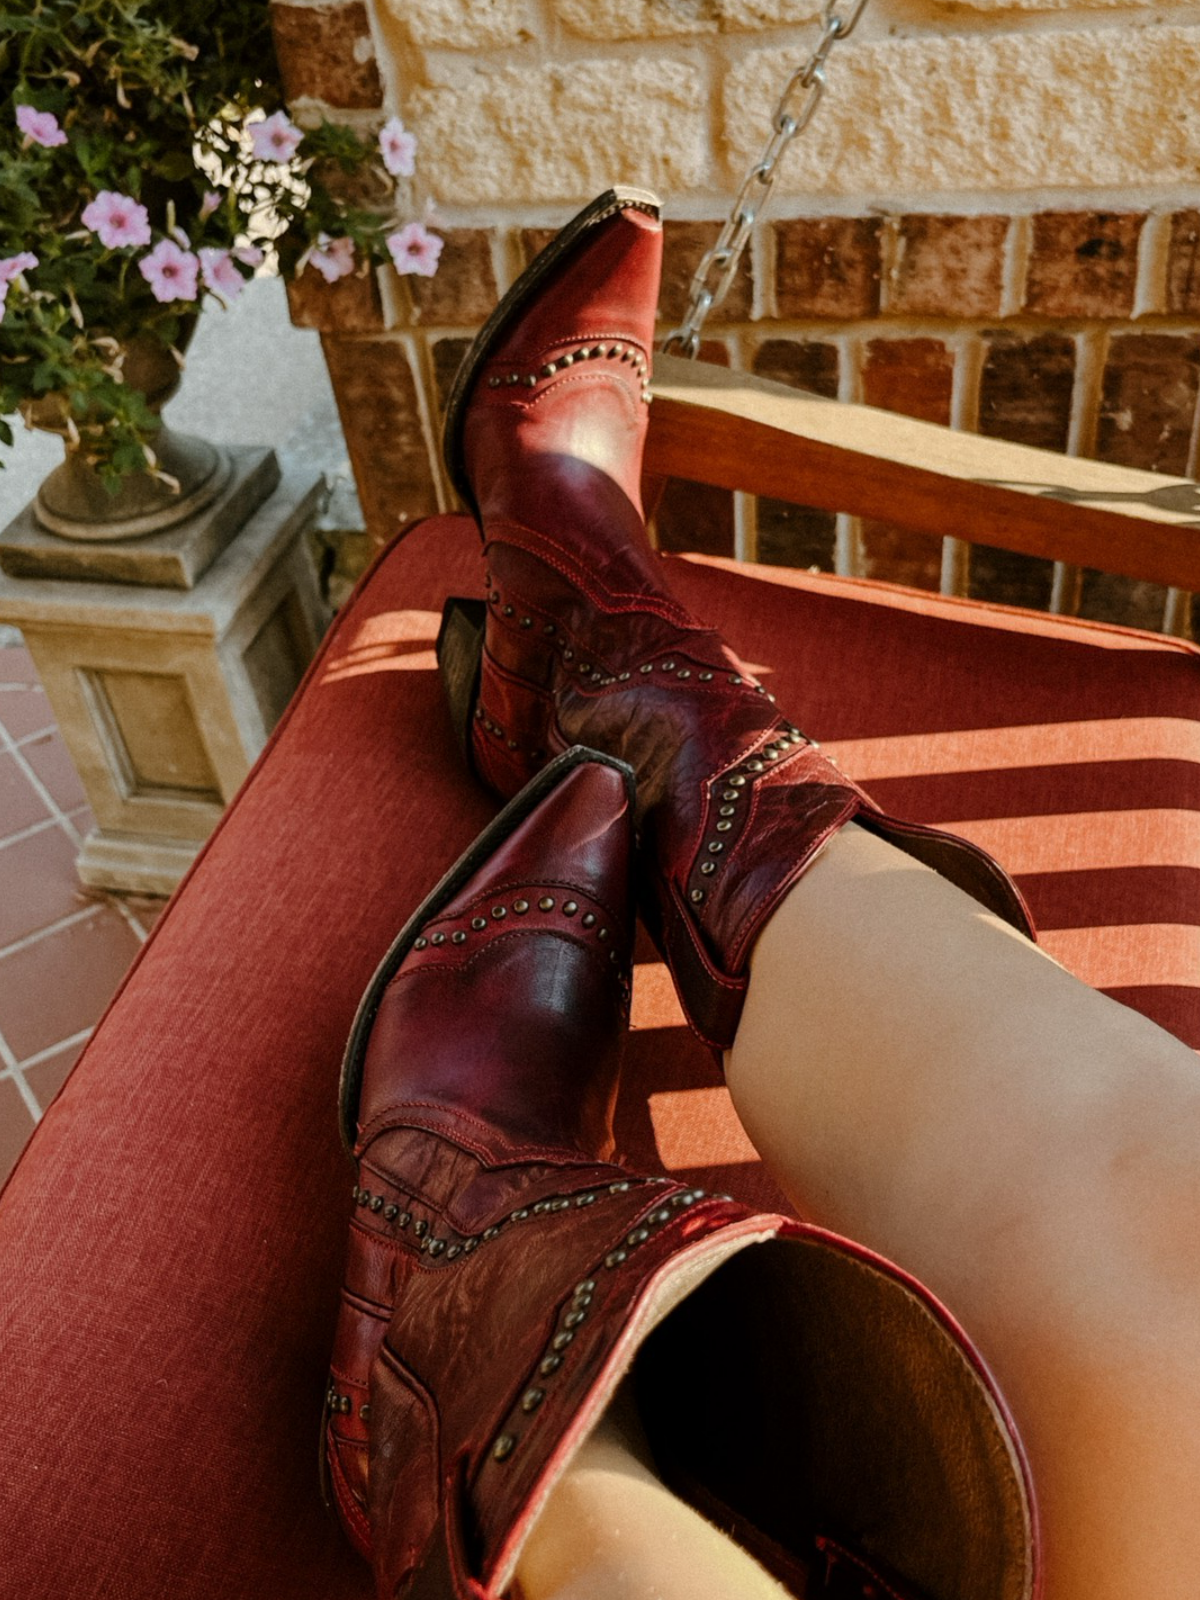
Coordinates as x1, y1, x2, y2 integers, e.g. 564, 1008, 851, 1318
4, 513, 1198, 1595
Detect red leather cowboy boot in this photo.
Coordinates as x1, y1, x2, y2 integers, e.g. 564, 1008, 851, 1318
324, 748, 1038, 1600
438, 189, 1034, 1052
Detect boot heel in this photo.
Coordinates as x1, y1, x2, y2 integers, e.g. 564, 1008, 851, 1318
437, 596, 487, 760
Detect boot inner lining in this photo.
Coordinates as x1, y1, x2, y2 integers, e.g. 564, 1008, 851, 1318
634, 1235, 1034, 1600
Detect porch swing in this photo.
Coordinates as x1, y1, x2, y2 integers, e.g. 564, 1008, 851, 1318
4, 10, 1200, 1597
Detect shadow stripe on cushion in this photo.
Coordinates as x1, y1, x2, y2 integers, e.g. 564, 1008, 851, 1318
865, 761, 1200, 825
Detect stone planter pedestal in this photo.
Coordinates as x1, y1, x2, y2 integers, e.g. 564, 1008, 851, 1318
0, 452, 328, 895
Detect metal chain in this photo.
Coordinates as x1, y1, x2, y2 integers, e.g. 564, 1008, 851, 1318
662, 0, 871, 357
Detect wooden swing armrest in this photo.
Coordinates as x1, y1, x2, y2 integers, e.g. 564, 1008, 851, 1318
645, 352, 1200, 592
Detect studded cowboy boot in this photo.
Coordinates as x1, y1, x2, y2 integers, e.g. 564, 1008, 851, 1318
323, 746, 1038, 1600
437, 187, 1034, 1052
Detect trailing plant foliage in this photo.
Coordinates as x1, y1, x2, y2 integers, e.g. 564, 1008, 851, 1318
0, 0, 440, 488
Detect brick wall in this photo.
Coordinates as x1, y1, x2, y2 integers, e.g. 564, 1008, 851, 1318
268, 0, 1200, 632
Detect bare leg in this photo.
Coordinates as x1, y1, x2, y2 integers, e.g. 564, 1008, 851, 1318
727, 823, 1200, 1600
513, 1387, 795, 1600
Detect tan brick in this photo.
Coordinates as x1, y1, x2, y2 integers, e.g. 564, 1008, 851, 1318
1166, 211, 1200, 316
752, 339, 838, 570
860, 339, 955, 591
377, 0, 538, 51
1025, 213, 1144, 319
1096, 334, 1200, 477
724, 31, 1200, 195
972, 333, 1075, 609
285, 266, 385, 334
659, 220, 754, 329
886, 215, 1008, 319
773, 218, 881, 320
935, 0, 1188, 10
553, 0, 818, 41
403, 229, 498, 326
269, 1, 382, 109
408, 58, 708, 206
321, 335, 438, 539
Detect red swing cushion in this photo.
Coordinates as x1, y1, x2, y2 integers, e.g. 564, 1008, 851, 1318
4, 512, 1199, 1597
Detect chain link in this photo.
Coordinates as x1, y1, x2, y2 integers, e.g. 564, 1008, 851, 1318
662, 0, 870, 357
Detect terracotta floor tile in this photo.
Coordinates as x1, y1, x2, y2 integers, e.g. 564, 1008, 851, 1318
0, 825, 90, 950
122, 895, 168, 939
67, 803, 96, 839
0, 750, 52, 839
18, 728, 88, 815
0, 906, 141, 1061
0, 646, 38, 686
23, 1036, 88, 1113
0, 649, 53, 741
0, 1075, 37, 1186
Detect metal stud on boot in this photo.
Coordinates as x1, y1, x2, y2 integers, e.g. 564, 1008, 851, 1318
437, 189, 1034, 1051
323, 749, 1038, 1600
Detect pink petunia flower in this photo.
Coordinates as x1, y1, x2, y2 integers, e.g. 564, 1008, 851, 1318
233, 243, 265, 269
308, 234, 356, 284
0, 252, 38, 285
16, 105, 67, 148
81, 191, 152, 250
198, 247, 246, 302
249, 111, 303, 164
139, 238, 200, 303
378, 117, 416, 179
200, 190, 223, 221
386, 221, 443, 279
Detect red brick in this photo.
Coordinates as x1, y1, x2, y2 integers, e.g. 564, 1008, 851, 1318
321, 335, 439, 539
1096, 334, 1200, 476
979, 332, 1075, 453
659, 220, 754, 329
518, 228, 559, 268
973, 333, 1075, 608
860, 339, 955, 591
1077, 572, 1173, 634
753, 339, 839, 397
1166, 211, 1200, 316
886, 215, 1008, 319
652, 480, 735, 559
862, 338, 955, 424
1077, 333, 1200, 634
773, 218, 881, 321
1024, 213, 1145, 319
404, 230, 498, 327
430, 337, 474, 420
285, 265, 385, 334
752, 340, 838, 569
269, 1, 383, 109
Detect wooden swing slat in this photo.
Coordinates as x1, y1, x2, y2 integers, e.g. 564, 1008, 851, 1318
646, 353, 1200, 593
